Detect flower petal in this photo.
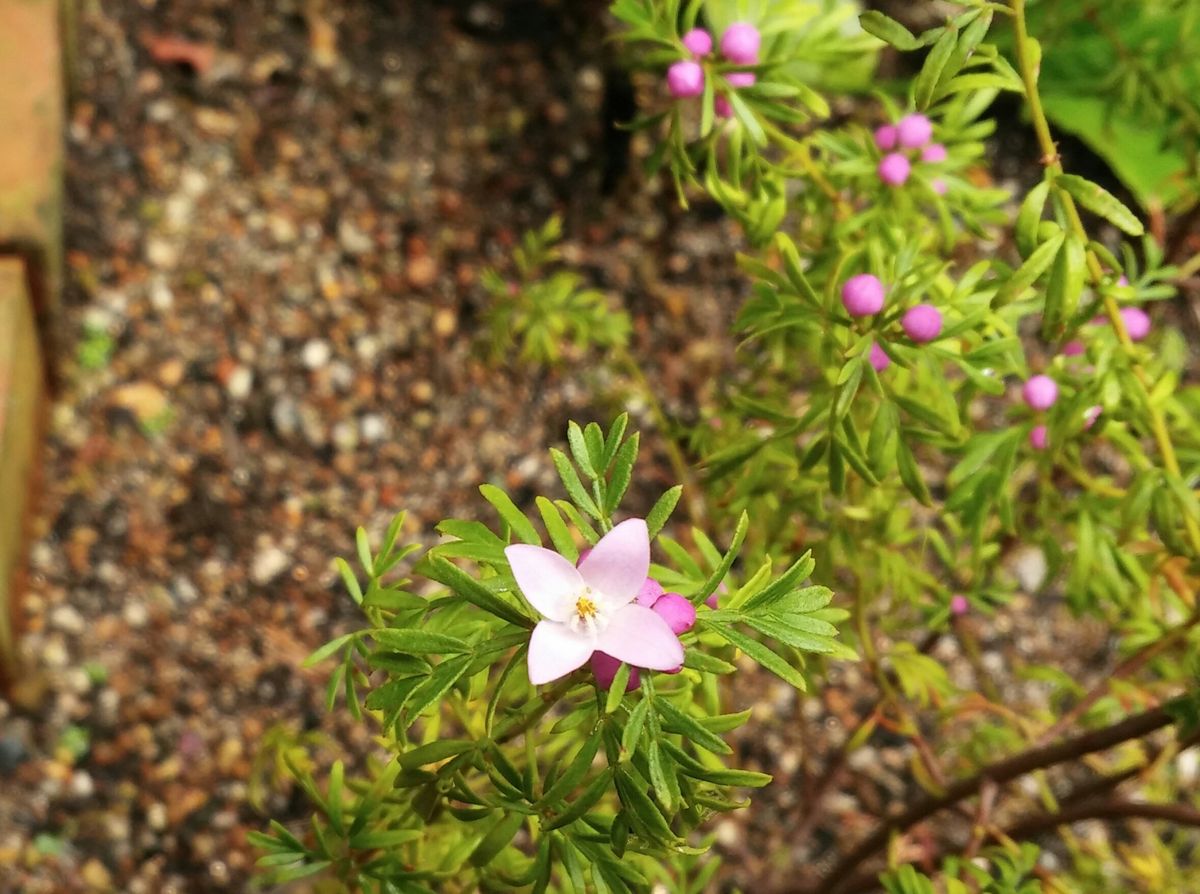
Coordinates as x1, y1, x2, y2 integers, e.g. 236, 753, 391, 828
595, 603, 684, 671
527, 621, 594, 685
577, 518, 649, 608
505, 544, 584, 622
636, 577, 665, 607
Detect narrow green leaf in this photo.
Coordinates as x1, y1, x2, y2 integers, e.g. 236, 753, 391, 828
551, 448, 603, 520
646, 485, 683, 539
1016, 180, 1050, 259
536, 497, 578, 563
605, 433, 640, 515
858, 11, 919, 50
419, 556, 533, 628
705, 620, 807, 690
480, 484, 541, 545
372, 628, 470, 655
694, 512, 748, 606
470, 811, 526, 867
656, 698, 733, 755
1057, 174, 1144, 236
303, 632, 355, 668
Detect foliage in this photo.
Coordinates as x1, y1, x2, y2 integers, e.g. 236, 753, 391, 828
480, 216, 630, 367
254, 417, 851, 892
261, 0, 1200, 891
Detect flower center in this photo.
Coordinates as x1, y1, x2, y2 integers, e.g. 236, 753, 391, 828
567, 588, 607, 639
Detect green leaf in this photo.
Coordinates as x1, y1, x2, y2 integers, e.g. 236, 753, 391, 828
694, 511, 749, 606
544, 770, 612, 830
303, 632, 355, 668
705, 620, 806, 690
606, 665, 632, 714
604, 433, 640, 515
480, 484, 541, 545
536, 497, 579, 563
621, 698, 650, 756
656, 698, 733, 755
540, 727, 603, 805
334, 558, 363, 605
568, 421, 598, 480
420, 556, 533, 628
400, 739, 477, 770
470, 811, 526, 867
896, 437, 932, 507
913, 25, 957, 110
1016, 180, 1050, 259
1042, 234, 1086, 340
551, 448, 603, 520
372, 628, 471, 655
646, 485, 683, 539
858, 11, 920, 51
615, 769, 676, 842
993, 230, 1064, 307
646, 740, 680, 813
601, 414, 630, 470
1056, 174, 1144, 236
403, 654, 474, 721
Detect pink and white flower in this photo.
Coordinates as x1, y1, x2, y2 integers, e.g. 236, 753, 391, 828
506, 519, 684, 685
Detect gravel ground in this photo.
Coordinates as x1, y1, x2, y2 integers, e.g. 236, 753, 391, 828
0, 2, 1142, 893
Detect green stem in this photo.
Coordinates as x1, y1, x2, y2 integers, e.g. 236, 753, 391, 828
1011, 0, 1200, 557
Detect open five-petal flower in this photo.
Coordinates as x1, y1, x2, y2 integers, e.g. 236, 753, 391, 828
505, 518, 684, 685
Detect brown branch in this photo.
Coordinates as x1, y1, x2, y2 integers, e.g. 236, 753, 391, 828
1036, 612, 1199, 746
798, 703, 1178, 894
1006, 797, 1200, 840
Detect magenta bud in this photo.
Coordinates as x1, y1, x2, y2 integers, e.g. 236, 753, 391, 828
902, 304, 943, 343
1117, 275, 1129, 287
842, 273, 886, 317
636, 577, 665, 607
1083, 405, 1102, 429
1022, 374, 1058, 411
878, 152, 911, 186
666, 60, 705, 98
950, 594, 969, 616
869, 341, 891, 372
1061, 340, 1085, 357
921, 142, 948, 163
1120, 307, 1151, 341
652, 592, 697, 635
896, 113, 933, 148
705, 592, 720, 609
714, 95, 733, 118
720, 22, 761, 65
682, 27, 713, 57
931, 178, 947, 195
1029, 424, 1049, 450
726, 70, 756, 88
591, 652, 640, 692
874, 124, 898, 151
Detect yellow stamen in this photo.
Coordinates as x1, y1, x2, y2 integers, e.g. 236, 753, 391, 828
574, 595, 598, 621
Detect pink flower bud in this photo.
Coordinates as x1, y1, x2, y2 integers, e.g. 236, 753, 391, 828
931, 178, 947, 195
869, 341, 891, 372
950, 594, 969, 616
896, 113, 933, 148
1022, 375, 1058, 411
878, 152, 911, 186
720, 22, 761, 65
842, 273, 885, 317
1083, 405, 1101, 429
902, 303, 943, 343
1117, 275, 1129, 287
921, 142, 948, 163
636, 577, 665, 607
1120, 307, 1151, 341
591, 652, 641, 691
666, 60, 705, 98
705, 592, 720, 609
651, 592, 696, 635
682, 28, 713, 57
1029, 424, 1049, 450
1061, 340, 1085, 357
726, 71, 756, 88
714, 95, 733, 118
874, 124, 898, 151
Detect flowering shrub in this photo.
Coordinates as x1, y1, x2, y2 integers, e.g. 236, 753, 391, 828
255, 417, 853, 890
260, 0, 1200, 891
